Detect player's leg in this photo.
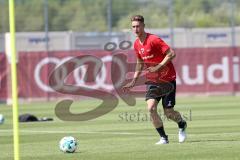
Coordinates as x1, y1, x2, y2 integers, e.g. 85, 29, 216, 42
163, 107, 187, 143
146, 99, 168, 144
164, 108, 187, 143
162, 81, 187, 143
146, 84, 168, 144
163, 108, 183, 123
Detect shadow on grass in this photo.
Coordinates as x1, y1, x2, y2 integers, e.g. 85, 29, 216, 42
188, 139, 237, 143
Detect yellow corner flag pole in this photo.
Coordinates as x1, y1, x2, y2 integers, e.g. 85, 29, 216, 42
9, 0, 20, 160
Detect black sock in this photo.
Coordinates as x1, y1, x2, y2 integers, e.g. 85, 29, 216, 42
156, 127, 168, 138
178, 120, 186, 128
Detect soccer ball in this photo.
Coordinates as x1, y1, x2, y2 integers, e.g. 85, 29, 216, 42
59, 136, 77, 153
0, 114, 4, 124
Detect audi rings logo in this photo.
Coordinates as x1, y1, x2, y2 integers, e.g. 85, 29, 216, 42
34, 55, 126, 92
37, 41, 174, 121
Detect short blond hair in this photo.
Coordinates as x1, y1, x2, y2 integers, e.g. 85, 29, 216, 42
131, 15, 144, 23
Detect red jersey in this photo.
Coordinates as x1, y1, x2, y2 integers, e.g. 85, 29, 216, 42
134, 33, 176, 83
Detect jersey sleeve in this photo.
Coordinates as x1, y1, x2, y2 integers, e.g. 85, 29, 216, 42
152, 37, 170, 55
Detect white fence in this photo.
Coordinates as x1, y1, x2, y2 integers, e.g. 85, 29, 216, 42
146, 27, 240, 48
1, 27, 240, 53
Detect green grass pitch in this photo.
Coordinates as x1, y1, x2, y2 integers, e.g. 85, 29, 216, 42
1, 96, 240, 160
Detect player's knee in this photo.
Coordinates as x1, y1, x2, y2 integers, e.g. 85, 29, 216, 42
147, 105, 157, 114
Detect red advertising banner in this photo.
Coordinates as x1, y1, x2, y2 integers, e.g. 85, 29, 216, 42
175, 47, 240, 93
2, 47, 240, 101
0, 53, 7, 100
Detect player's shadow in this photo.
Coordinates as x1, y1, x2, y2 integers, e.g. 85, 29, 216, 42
66, 151, 82, 154
188, 139, 237, 143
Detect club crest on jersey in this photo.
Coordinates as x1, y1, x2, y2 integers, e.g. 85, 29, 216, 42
139, 48, 144, 54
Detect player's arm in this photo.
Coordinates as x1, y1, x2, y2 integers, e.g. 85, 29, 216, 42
132, 57, 144, 83
148, 49, 175, 72
160, 48, 176, 66
122, 57, 144, 92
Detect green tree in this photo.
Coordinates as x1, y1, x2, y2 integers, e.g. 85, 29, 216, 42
68, 0, 107, 32
116, 1, 168, 30
1, 0, 240, 32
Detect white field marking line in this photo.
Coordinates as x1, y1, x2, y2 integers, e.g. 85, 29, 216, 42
1, 129, 240, 137
0, 129, 140, 135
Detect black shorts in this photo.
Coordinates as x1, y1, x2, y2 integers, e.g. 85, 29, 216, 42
145, 80, 176, 108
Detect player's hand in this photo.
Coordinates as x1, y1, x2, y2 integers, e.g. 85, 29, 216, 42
147, 64, 162, 72
122, 80, 136, 92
